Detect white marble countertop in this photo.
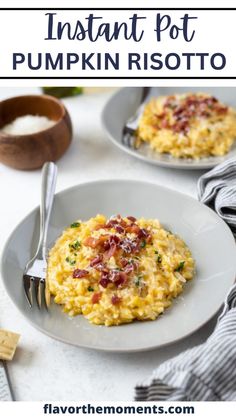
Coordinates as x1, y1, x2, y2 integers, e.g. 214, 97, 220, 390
0, 87, 217, 401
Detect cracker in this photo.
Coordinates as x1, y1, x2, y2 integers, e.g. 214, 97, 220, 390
0, 329, 20, 361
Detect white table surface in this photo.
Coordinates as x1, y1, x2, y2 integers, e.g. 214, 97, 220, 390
0, 87, 217, 401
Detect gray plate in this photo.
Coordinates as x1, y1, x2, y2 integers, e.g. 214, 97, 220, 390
102, 87, 236, 170
1, 180, 236, 352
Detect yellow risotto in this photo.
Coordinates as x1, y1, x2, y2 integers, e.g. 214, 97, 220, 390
137, 92, 236, 159
47, 214, 195, 326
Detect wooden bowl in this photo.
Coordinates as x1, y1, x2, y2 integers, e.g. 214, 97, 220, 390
0, 95, 73, 170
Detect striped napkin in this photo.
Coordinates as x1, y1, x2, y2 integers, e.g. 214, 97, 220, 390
197, 157, 236, 234
135, 284, 236, 401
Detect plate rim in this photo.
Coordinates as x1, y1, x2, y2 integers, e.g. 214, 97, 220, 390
1, 178, 236, 352
102, 87, 235, 170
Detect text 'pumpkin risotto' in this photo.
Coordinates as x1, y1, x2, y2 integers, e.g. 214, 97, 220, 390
47, 215, 195, 326
137, 93, 236, 159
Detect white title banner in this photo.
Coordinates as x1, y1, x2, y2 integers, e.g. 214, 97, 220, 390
0, 7, 235, 82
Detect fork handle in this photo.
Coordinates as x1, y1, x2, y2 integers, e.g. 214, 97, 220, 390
38, 162, 58, 259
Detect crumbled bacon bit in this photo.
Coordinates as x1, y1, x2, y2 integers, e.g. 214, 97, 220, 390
105, 219, 118, 228
103, 244, 117, 260
99, 278, 110, 288
92, 292, 102, 304
86, 215, 152, 292
111, 295, 121, 305
138, 228, 149, 238
126, 224, 141, 234
99, 271, 110, 288
120, 257, 138, 273
93, 223, 106, 230
164, 95, 176, 108
123, 260, 138, 274
104, 270, 127, 288
98, 235, 110, 245
105, 217, 128, 230
127, 216, 137, 222
115, 224, 125, 234
84, 237, 100, 248
73, 269, 89, 278
114, 272, 128, 288
159, 94, 229, 135
120, 258, 129, 268
102, 235, 120, 259
90, 255, 103, 267
108, 270, 120, 282
94, 263, 105, 272
84, 235, 110, 248
161, 118, 170, 129
217, 106, 228, 114
110, 235, 120, 244
120, 237, 141, 254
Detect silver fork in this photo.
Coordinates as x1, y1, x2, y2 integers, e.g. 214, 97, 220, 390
23, 162, 57, 309
122, 87, 152, 148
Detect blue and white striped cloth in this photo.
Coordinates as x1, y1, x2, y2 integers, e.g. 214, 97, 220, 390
135, 159, 236, 401
135, 284, 236, 401
198, 157, 236, 234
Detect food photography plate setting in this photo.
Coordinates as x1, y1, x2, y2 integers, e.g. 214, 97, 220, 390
103, 86, 236, 169
1, 178, 236, 352
1, 86, 236, 401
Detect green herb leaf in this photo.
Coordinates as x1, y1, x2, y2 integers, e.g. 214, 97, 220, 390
88, 286, 94, 292
65, 257, 76, 266
140, 240, 146, 249
154, 250, 162, 263
134, 275, 143, 287
69, 240, 81, 251
70, 222, 80, 228
157, 255, 162, 263
175, 261, 185, 272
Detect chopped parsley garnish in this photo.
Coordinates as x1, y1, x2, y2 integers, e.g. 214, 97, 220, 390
175, 261, 185, 272
65, 257, 76, 266
140, 240, 146, 248
134, 275, 142, 287
88, 286, 94, 292
154, 250, 162, 263
70, 222, 80, 228
69, 240, 81, 251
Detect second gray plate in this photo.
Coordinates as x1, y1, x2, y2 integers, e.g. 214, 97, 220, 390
102, 87, 236, 170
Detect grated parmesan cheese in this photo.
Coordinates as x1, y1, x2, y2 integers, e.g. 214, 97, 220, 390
1, 115, 55, 136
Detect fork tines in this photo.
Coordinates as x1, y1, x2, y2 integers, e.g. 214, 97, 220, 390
23, 274, 47, 309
